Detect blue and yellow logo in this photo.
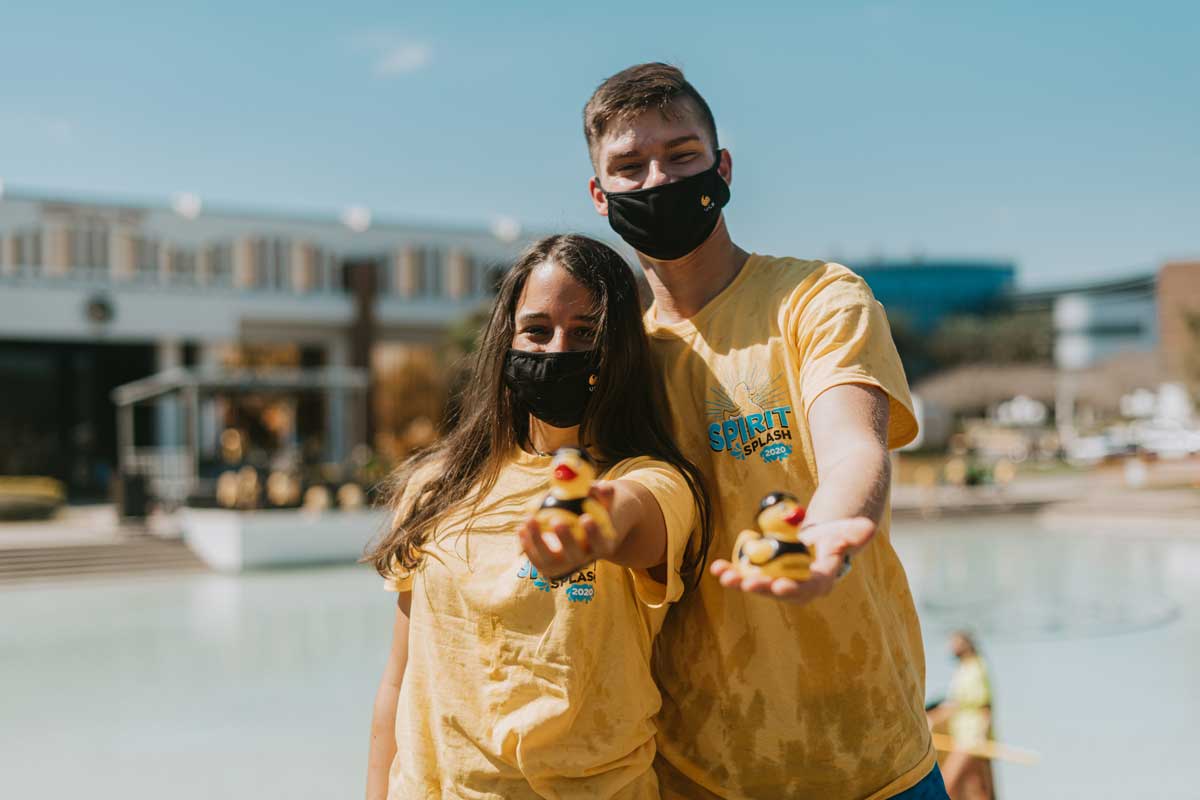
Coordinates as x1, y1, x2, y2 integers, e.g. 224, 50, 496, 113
706, 373, 794, 463
517, 559, 596, 603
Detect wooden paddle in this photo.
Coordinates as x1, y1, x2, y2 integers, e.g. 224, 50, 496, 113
931, 733, 1041, 765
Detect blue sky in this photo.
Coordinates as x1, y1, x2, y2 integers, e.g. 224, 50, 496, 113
1, 0, 1196, 287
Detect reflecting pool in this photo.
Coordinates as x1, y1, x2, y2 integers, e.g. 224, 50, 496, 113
1, 515, 1196, 799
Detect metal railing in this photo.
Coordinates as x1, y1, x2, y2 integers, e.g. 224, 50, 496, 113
122, 447, 194, 506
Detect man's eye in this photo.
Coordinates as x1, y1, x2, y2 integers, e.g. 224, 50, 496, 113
616, 163, 641, 174
672, 151, 699, 162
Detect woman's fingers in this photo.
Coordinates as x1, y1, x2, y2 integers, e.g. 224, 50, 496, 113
578, 515, 616, 558
518, 518, 556, 570
519, 516, 602, 580
587, 481, 616, 510
549, 522, 587, 568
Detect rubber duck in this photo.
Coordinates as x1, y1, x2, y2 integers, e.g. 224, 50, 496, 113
732, 492, 813, 580
535, 447, 615, 548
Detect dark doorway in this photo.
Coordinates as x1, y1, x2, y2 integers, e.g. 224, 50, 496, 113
0, 340, 156, 499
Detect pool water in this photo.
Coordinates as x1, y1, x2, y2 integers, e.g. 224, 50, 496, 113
1, 515, 1196, 799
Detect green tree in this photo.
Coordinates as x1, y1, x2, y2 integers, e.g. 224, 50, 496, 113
928, 310, 1053, 370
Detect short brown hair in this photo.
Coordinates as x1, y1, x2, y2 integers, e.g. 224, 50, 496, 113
583, 62, 719, 161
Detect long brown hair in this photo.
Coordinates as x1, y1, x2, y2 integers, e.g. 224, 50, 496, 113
365, 234, 713, 590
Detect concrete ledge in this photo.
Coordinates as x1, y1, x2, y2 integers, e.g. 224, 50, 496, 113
181, 508, 387, 572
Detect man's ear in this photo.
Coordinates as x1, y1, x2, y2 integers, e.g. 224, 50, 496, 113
588, 176, 609, 216
718, 148, 733, 186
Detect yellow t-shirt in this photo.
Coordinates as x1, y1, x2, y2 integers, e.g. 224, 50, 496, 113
384, 450, 696, 800
948, 656, 992, 746
644, 255, 934, 800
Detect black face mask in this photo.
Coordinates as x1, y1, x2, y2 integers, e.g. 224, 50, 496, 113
601, 154, 731, 260
503, 349, 598, 429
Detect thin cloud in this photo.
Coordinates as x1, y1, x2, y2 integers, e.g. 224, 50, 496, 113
1, 113, 77, 144
46, 118, 75, 144
350, 32, 434, 77
375, 41, 433, 76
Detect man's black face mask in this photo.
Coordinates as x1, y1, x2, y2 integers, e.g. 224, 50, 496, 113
600, 154, 731, 261
503, 349, 598, 429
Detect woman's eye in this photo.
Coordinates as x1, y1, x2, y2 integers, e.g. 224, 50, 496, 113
522, 326, 549, 337
574, 328, 596, 340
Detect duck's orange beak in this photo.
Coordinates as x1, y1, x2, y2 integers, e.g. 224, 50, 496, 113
784, 507, 807, 526
554, 464, 578, 481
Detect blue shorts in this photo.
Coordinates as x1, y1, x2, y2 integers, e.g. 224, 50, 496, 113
890, 765, 950, 800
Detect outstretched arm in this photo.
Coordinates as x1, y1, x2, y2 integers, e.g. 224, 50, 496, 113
711, 383, 891, 604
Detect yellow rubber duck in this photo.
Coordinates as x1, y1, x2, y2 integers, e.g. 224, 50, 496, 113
535, 448, 615, 548
732, 492, 813, 580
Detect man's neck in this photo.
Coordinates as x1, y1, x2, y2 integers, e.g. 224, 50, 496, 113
638, 216, 751, 324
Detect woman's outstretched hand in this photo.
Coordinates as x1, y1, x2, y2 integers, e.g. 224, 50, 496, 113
518, 483, 619, 580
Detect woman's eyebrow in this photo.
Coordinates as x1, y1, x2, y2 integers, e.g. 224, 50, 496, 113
516, 311, 550, 323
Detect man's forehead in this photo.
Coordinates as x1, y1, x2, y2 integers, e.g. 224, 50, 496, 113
596, 109, 711, 158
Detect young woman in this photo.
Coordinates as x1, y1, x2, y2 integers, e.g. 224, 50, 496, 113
364, 234, 712, 799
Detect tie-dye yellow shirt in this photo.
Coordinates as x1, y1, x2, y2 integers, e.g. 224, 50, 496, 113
384, 451, 696, 800
644, 256, 934, 800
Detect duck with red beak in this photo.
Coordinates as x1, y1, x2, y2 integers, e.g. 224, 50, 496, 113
535, 447, 615, 554
732, 492, 815, 580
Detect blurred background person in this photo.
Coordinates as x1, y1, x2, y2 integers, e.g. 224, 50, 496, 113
927, 631, 995, 800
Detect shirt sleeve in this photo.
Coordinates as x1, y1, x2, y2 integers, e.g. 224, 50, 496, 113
380, 460, 440, 593
788, 264, 919, 450
604, 456, 697, 609
382, 557, 415, 593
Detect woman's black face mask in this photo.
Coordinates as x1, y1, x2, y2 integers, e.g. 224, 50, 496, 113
600, 154, 731, 261
503, 349, 598, 428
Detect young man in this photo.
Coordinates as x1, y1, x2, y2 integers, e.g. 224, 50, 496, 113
582, 64, 946, 799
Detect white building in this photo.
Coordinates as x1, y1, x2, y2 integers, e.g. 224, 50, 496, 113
0, 189, 534, 497
1051, 274, 1158, 371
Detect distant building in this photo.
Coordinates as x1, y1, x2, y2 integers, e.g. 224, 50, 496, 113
1157, 261, 1200, 382
0, 189, 534, 497
852, 259, 1017, 333
1014, 274, 1159, 371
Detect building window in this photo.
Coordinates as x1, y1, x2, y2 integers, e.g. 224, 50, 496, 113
254, 238, 291, 290
12, 229, 43, 272
323, 252, 340, 293
409, 248, 427, 296
170, 249, 198, 286
482, 262, 508, 295
425, 247, 443, 297
207, 242, 233, 287
134, 237, 160, 282
70, 223, 109, 271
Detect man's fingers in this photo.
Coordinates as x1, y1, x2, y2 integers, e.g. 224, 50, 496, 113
740, 574, 775, 594
719, 571, 742, 589
711, 559, 734, 576
769, 575, 831, 603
